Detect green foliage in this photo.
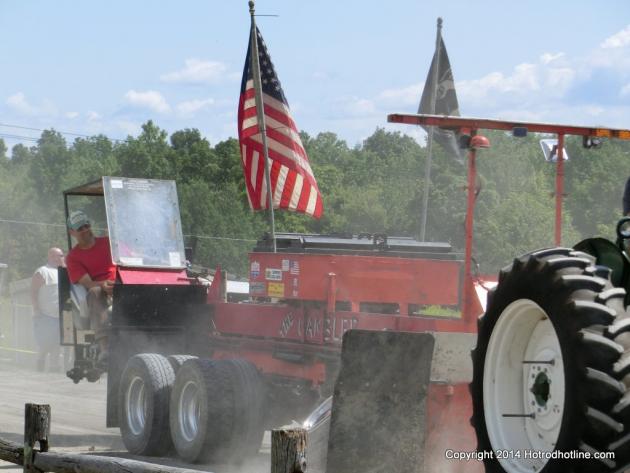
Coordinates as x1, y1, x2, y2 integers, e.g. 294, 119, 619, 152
29, 130, 72, 203
0, 121, 627, 285
565, 139, 630, 238
116, 121, 174, 179
0, 139, 7, 166
8, 143, 34, 166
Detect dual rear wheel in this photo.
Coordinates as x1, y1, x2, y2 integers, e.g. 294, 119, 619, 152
118, 355, 265, 462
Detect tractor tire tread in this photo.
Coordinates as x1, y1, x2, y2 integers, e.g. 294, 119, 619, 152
585, 406, 624, 437
608, 318, 630, 339
572, 300, 616, 328
546, 256, 592, 271
580, 331, 624, 369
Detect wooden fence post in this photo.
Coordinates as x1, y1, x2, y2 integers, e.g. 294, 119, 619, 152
24, 403, 50, 473
271, 427, 307, 473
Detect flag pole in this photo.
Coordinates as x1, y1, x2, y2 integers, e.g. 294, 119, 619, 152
249, 0, 276, 252
419, 17, 442, 242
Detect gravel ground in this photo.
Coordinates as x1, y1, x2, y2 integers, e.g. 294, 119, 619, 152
0, 363, 270, 473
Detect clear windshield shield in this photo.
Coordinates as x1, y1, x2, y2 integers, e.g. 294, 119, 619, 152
103, 177, 186, 269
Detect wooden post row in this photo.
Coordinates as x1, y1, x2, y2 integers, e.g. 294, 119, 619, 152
17, 403, 205, 473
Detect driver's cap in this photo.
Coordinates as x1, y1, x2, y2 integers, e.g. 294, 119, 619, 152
67, 210, 90, 231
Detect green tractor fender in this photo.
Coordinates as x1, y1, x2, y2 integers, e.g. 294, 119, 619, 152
573, 218, 630, 298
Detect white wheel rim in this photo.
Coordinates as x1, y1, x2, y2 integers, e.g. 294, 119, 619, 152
126, 376, 147, 436
483, 299, 565, 472
179, 380, 201, 442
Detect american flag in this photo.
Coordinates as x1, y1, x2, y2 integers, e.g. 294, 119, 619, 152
238, 26, 323, 218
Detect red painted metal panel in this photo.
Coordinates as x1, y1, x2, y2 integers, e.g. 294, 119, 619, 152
212, 348, 327, 385
463, 148, 477, 322
214, 303, 308, 341
117, 267, 190, 285
387, 113, 630, 139
213, 302, 478, 351
248, 252, 462, 309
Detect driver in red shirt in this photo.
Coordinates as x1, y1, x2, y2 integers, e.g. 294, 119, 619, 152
65, 210, 116, 363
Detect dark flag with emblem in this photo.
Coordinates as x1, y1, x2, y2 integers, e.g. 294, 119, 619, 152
418, 36, 465, 164
238, 26, 323, 218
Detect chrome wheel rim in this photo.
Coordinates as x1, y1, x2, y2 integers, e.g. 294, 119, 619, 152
126, 376, 147, 436
179, 380, 201, 442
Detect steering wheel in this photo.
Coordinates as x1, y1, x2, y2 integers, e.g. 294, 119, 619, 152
616, 217, 630, 250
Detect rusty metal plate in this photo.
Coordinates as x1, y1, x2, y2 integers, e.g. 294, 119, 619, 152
326, 329, 435, 473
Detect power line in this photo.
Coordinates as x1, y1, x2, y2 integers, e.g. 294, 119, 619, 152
0, 218, 257, 242
0, 218, 64, 228
0, 133, 39, 143
0, 122, 91, 138
0, 122, 128, 143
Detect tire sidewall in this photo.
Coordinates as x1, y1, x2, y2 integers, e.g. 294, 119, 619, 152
169, 360, 211, 462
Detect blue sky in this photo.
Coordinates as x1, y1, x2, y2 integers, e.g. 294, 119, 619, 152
1, 0, 630, 154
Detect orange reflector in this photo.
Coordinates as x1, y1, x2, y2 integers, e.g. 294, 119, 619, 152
594, 129, 612, 137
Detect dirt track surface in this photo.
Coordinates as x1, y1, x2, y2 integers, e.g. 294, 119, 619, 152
0, 364, 269, 472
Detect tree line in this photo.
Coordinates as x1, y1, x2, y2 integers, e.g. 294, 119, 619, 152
1, 120, 630, 284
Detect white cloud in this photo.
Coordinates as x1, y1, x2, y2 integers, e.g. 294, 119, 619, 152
161, 59, 228, 84
540, 52, 564, 64
457, 58, 577, 109
65, 111, 79, 119
374, 59, 571, 116
500, 63, 539, 92
545, 67, 575, 90
601, 25, 630, 49
329, 54, 576, 134
584, 45, 630, 70
377, 84, 422, 107
115, 120, 141, 136
7, 92, 34, 114
359, 49, 587, 134
87, 111, 101, 122
6, 92, 57, 116
335, 97, 377, 117
176, 98, 215, 116
124, 90, 170, 113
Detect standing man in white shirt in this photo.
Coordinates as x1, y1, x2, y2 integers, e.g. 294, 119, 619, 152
30, 247, 65, 372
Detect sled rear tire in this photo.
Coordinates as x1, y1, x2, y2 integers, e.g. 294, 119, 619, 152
169, 358, 265, 463
118, 353, 175, 455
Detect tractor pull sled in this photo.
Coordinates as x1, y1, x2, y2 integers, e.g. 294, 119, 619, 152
56, 113, 630, 473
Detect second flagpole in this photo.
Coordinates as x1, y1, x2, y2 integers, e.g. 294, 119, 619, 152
249, 0, 277, 252
419, 17, 443, 242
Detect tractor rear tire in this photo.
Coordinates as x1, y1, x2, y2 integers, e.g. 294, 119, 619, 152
169, 358, 265, 463
118, 353, 175, 455
471, 248, 630, 472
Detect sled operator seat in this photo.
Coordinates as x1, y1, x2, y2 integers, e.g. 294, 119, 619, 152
57, 267, 91, 330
